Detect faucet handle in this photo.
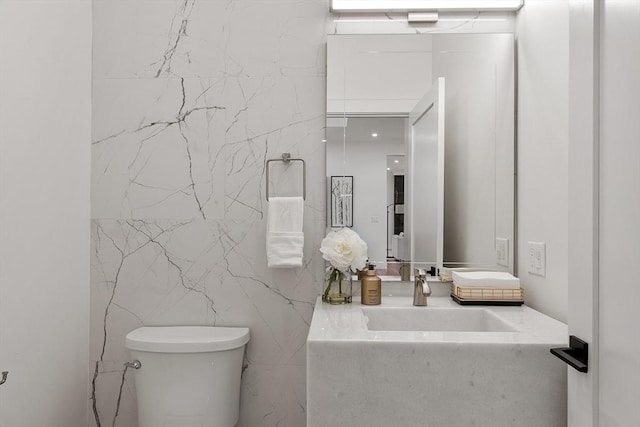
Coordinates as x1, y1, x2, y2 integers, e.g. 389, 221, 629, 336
413, 268, 430, 306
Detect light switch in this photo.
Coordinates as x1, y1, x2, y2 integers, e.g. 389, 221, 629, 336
528, 241, 546, 277
496, 238, 509, 267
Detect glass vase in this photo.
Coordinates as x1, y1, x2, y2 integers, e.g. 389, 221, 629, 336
322, 267, 352, 304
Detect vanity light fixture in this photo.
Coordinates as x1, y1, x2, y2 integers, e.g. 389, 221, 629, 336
321, 139, 327, 142
333, 16, 509, 23
372, 132, 378, 137
331, 0, 524, 12
408, 12, 438, 23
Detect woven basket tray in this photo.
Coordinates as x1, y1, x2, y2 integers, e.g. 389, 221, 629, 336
451, 284, 524, 302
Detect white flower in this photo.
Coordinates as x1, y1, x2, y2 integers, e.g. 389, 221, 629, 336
320, 228, 368, 272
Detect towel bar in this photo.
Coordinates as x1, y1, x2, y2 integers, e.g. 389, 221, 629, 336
265, 153, 306, 200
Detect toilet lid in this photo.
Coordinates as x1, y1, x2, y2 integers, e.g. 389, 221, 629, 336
125, 326, 250, 353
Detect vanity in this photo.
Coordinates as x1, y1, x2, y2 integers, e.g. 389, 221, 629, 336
306, 288, 568, 427
314, 31, 566, 427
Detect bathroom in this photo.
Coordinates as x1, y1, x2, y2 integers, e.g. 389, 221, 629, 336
0, 0, 637, 426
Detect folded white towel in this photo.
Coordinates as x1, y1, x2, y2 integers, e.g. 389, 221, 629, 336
452, 271, 520, 288
267, 197, 304, 268
439, 267, 484, 282
267, 232, 304, 268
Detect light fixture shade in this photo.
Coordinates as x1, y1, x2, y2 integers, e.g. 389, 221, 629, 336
331, 0, 524, 12
408, 12, 439, 22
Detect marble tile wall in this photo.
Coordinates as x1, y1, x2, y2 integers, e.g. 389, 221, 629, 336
90, 1, 329, 426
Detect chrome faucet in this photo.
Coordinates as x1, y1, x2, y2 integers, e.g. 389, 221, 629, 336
413, 268, 431, 306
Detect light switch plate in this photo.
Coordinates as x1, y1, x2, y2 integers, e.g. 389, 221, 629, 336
528, 241, 546, 277
496, 238, 509, 267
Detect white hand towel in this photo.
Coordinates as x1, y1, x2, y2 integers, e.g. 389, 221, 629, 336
452, 271, 520, 288
267, 197, 304, 268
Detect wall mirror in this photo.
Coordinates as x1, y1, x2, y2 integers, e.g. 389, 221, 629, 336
326, 33, 515, 277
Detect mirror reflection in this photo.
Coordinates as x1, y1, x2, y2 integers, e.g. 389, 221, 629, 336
326, 33, 515, 276
326, 118, 407, 268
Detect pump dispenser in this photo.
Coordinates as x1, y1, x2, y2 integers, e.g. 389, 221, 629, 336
357, 259, 370, 280
360, 264, 381, 305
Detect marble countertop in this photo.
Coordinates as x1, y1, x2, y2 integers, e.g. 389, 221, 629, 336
307, 295, 568, 345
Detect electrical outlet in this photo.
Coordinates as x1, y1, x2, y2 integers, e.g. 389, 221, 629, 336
496, 238, 509, 267
528, 241, 546, 277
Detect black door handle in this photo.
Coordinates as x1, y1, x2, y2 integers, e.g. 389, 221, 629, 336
550, 335, 588, 373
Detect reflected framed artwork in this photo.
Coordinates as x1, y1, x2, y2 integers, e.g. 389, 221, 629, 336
330, 176, 353, 227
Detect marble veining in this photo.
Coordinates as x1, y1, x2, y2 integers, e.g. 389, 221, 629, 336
153, 0, 197, 78
91, 1, 329, 426
92, 77, 227, 220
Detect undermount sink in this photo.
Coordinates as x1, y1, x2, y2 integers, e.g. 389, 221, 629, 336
362, 307, 518, 332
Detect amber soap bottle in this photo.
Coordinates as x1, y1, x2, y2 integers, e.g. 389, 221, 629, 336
361, 264, 381, 305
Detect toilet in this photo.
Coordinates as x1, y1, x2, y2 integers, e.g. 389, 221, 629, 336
125, 326, 250, 427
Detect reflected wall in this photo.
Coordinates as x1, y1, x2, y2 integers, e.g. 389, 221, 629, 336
327, 33, 515, 272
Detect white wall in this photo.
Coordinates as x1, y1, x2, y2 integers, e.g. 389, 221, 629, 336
0, 1, 91, 426
598, 1, 640, 424
434, 34, 515, 271
516, 0, 570, 323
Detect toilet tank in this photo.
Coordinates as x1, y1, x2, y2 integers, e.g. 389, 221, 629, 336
125, 326, 250, 427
